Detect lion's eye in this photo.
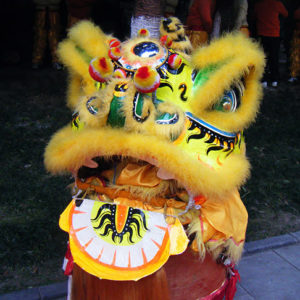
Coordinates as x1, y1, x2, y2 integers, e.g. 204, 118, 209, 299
213, 81, 244, 112
214, 91, 237, 112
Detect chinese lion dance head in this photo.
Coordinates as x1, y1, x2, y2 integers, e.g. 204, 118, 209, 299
45, 18, 264, 281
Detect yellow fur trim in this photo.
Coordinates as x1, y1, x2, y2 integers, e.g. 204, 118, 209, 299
191, 33, 265, 132
187, 211, 206, 259
75, 95, 104, 128
122, 87, 187, 141
58, 40, 90, 79
206, 239, 245, 263
171, 40, 193, 53
159, 17, 185, 40
57, 41, 97, 109
185, 189, 247, 263
44, 126, 250, 198
159, 17, 193, 54
77, 78, 133, 128
57, 21, 112, 109
153, 101, 185, 140
90, 57, 114, 79
122, 84, 157, 135
188, 222, 245, 263
68, 20, 109, 59
66, 73, 82, 109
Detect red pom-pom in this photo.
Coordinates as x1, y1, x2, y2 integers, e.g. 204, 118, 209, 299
168, 53, 182, 70
109, 38, 121, 48
138, 28, 150, 37
160, 35, 173, 48
89, 57, 114, 82
113, 68, 127, 78
134, 66, 160, 93
136, 66, 150, 79
108, 47, 121, 60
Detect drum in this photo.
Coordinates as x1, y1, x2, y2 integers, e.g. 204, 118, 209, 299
70, 249, 227, 300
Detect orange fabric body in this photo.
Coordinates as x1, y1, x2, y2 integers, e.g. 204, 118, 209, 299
116, 163, 162, 187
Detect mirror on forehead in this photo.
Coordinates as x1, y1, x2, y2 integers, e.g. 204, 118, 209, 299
133, 42, 160, 58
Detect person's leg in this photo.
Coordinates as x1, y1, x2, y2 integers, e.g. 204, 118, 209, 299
48, 8, 61, 69
260, 36, 271, 84
32, 8, 47, 68
289, 30, 300, 81
269, 37, 280, 84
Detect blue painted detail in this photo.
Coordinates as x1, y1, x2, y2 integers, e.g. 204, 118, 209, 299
185, 112, 236, 138
156, 113, 179, 124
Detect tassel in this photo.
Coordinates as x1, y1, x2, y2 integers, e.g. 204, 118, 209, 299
225, 266, 240, 300
62, 242, 74, 276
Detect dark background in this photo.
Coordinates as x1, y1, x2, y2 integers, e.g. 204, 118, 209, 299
0, 0, 135, 67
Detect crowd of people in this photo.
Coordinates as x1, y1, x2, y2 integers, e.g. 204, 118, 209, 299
183, 0, 300, 87
2, 0, 299, 88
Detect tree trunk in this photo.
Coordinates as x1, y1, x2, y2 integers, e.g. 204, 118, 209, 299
130, 0, 164, 38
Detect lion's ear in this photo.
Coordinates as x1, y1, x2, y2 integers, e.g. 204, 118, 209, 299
190, 33, 265, 132
57, 21, 111, 109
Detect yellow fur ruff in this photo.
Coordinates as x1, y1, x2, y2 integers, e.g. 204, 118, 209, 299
191, 33, 265, 132
44, 126, 250, 198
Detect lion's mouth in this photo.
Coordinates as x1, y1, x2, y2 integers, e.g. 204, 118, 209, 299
74, 155, 194, 218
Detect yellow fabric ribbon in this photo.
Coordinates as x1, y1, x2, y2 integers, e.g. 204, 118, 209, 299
116, 163, 162, 187
201, 189, 248, 243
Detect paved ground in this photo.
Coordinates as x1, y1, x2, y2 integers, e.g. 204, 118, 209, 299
236, 231, 300, 299
1, 231, 299, 300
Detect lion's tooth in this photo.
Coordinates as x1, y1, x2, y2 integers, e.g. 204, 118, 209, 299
83, 158, 98, 168
157, 168, 174, 180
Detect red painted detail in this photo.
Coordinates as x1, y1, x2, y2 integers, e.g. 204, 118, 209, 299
141, 248, 148, 264
84, 238, 94, 248
116, 205, 129, 233
155, 225, 167, 232
97, 247, 104, 260
151, 239, 161, 249
73, 226, 88, 233
73, 210, 87, 214
111, 250, 117, 266
127, 252, 131, 268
